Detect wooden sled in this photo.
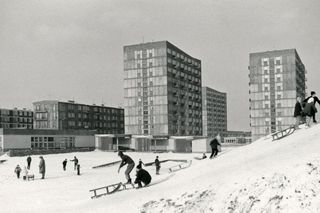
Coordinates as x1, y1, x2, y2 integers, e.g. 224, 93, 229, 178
168, 160, 192, 173
90, 182, 122, 199
271, 125, 295, 141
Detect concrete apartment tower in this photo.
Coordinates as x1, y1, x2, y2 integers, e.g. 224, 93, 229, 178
123, 41, 202, 136
202, 87, 227, 138
249, 49, 306, 141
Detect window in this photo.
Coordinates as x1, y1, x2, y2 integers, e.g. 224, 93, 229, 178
277, 86, 281, 90
137, 63, 141, 69
149, 52, 153, 58
277, 94, 281, 99
264, 87, 269, 92
276, 68, 281, 74
265, 104, 269, 108
264, 78, 268, 83
276, 60, 281, 65
263, 61, 268, 66
149, 62, 153, 67
277, 103, 281, 108
264, 70, 268, 75
277, 77, 281, 82
265, 95, 269, 100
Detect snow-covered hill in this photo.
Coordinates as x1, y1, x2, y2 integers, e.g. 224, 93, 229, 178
1, 124, 320, 213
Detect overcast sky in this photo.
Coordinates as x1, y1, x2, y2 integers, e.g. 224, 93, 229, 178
1, 0, 319, 131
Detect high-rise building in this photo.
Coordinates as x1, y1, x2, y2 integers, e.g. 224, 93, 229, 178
124, 41, 202, 136
202, 87, 227, 138
33, 100, 124, 134
249, 49, 306, 141
0, 108, 33, 129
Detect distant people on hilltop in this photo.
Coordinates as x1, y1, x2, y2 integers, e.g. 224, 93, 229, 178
304, 91, 320, 123
294, 96, 303, 129
117, 151, 135, 184
303, 97, 316, 128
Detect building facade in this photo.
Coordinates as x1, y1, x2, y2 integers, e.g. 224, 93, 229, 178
249, 49, 306, 141
0, 128, 95, 151
0, 108, 33, 129
33, 100, 124, 134
202, 87, 227, 138
124, 41, 202, 136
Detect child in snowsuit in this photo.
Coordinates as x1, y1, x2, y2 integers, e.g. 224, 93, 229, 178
62, 159, 67, 171
155, 156, 160, 175
14, 165, 21, 179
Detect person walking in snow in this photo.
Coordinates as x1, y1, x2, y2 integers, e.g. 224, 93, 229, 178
62, 159, 67, 171
304, 91, 320, 123
117, 151, 135, 184
27, 156, 32, 169
210, 136, 221, 159
303, 97, 316, 127
14, 165, 21, 179
70, 156, 78, 171
134, 165, 152, 188
154, 156, 160, 175
39, 156, 46, 179
294, 96, 303, 129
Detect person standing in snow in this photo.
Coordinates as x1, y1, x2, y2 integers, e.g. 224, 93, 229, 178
209, 136, 221, 159
303, 97, 316, 127
39, 156, 46, 179
154, 156, 160, 175
70, 156, 78, 170
134, 165, 152, 188
294, 96, 303, 129
117, 151, 135, 184
304, 91, 320, 123
27, 156, 32, 169
14, 165, 21, 179
62, 159, 67, 171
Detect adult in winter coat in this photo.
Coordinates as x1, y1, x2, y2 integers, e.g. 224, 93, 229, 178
303, 97, 316, 127
117, 151, 135, 184
39, 156, 46, 179
14, 165, 21, 179
154, 156, 160, 175
304, 91, 320, 123
62, 159, 67, 171
134, 166, 152, 188
294, 96, 303, 129
70, 156, 79, 170
210, 137, 221, 159
27, 156, 32, 169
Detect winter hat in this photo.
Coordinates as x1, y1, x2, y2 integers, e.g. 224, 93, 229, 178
308, 98, 314, 103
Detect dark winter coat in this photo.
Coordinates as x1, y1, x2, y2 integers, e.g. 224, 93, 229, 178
62, 160, 67, 166
155, 159, 160, 167
304, 96, 320, 106
39, 158, 46, 174
119, 155, 134, 168
210, 138, 220, 148
27, 156, 32, 163
294, 101, 303, 117
303, 102, 316, 117
71, 158, 78, 165
134, 168, 152, 185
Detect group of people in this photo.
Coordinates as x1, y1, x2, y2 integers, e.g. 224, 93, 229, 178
14, 156, 45, 180
14, 155, 81, 180
117, 151, 160, 188
294, 91, 320, 128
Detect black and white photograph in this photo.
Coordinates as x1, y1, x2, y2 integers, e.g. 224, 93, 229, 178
1, 0, 320, 212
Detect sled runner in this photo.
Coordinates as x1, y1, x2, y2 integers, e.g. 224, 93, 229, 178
271, 125, 295, 141
90, 182, 122, 198
168, 160, 192, 173
92, 160, 121, 169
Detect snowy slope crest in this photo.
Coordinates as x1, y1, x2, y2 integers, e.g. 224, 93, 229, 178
140, 125, 320, 213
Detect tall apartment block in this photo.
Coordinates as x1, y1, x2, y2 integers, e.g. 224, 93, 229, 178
202, 87, 227, 138
0, 108, 33, 129
124, 41, 202, 136
249, 49, 306, 141
33, 100, 124, 134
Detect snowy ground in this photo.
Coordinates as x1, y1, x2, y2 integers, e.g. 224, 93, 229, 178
1, 124, 320, 213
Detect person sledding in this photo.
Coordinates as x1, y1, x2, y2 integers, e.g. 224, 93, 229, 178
117, 151, 135, 184
134, 165, 152, 188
